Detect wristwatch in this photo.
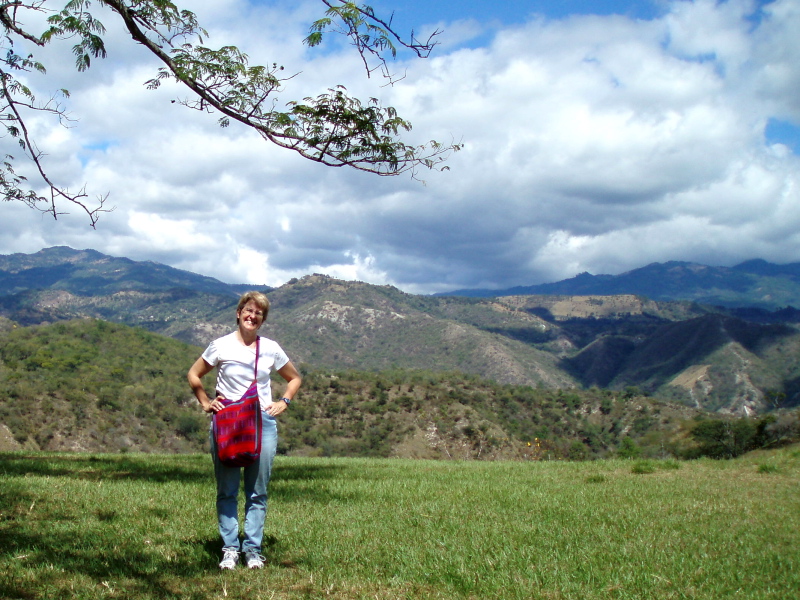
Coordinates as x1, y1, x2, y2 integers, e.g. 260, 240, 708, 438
280, 397, 291, 405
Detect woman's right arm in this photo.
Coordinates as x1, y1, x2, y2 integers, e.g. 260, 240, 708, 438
187, 357, 221, 413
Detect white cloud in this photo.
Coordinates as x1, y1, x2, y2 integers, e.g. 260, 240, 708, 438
2, 0, 800, 294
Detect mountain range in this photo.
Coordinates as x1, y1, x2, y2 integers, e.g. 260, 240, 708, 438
0, 246, 257, 297
440, 259, 800, 309
2, 246, 800, 416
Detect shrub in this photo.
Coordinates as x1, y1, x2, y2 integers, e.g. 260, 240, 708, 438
618, 437, 642, 459
568, 440, 589, 461
176, 414, 204, 438
764, 413, 800, 446
688, 418, 757, 459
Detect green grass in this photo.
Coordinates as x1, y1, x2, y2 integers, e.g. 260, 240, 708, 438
1, 448, 798, 599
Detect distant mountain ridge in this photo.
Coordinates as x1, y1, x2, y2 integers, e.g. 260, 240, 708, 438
5, 247, 799, 309
0, 246, 262, 298
439, 259, 800, 309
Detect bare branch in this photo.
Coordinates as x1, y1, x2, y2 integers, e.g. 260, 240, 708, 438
309, 1, 441, 84
1, 65, 111, 227
1, 1, 48, 46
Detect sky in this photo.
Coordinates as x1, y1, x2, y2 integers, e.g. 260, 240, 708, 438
1, 0, 799, 294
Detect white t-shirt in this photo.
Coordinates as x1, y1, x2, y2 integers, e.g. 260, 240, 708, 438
201, 332, 290, 411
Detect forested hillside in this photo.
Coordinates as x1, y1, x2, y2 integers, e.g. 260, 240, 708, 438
1, 318, 797, 459
0, 318, 205, 453
4, 247, 800, 416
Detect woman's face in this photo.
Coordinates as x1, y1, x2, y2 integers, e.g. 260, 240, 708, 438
237, 300, 265, 332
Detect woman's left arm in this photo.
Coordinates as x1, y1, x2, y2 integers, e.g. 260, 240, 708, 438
266, 361, 302, 417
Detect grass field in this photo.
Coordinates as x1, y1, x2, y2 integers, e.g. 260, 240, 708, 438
1, 448, 798, 599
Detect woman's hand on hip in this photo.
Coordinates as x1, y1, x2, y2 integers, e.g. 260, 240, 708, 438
204, 396, 226, 413
265, 400, 288, 417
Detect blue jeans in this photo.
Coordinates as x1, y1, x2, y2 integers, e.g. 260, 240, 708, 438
210, 411, 278, 553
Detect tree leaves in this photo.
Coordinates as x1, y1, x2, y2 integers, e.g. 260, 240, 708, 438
1, 1, 460, 226
43, 2, 108, 71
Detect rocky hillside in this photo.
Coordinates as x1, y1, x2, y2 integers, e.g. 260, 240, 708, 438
2, 248, 800, 415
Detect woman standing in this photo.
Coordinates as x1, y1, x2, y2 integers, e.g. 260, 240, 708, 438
188, 291, 301, 570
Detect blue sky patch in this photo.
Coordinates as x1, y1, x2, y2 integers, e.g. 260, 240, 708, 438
765, 118, 800, 154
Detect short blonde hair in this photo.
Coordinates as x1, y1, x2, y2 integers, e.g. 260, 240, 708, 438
236, 291, 270, 323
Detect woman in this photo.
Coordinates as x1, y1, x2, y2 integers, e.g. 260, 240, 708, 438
188, 291, 301, 570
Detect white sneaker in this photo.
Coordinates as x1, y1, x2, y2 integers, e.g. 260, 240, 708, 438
219, 548, 239, 570
244, 550, 265, 569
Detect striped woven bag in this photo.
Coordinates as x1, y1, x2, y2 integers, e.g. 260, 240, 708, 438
212, 338, 262, 467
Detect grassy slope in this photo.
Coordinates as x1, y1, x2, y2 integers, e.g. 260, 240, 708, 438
1, 448, 798, 599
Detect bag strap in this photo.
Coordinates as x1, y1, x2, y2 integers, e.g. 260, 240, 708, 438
253, 336, 260, 382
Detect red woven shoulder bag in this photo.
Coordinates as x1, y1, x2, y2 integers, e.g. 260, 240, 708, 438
212, 337, 262, 467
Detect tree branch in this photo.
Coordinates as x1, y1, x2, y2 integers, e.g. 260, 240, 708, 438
103, 0, 458, 177
1, 0, 459, 226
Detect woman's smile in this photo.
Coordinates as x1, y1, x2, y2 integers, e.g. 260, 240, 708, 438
239, 303, 264, 329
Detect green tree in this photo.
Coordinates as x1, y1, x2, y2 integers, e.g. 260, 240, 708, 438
567, 440, 589, 461
1, 1, 460, 225
689, 418, 757, 459
617, 436, 641, 459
